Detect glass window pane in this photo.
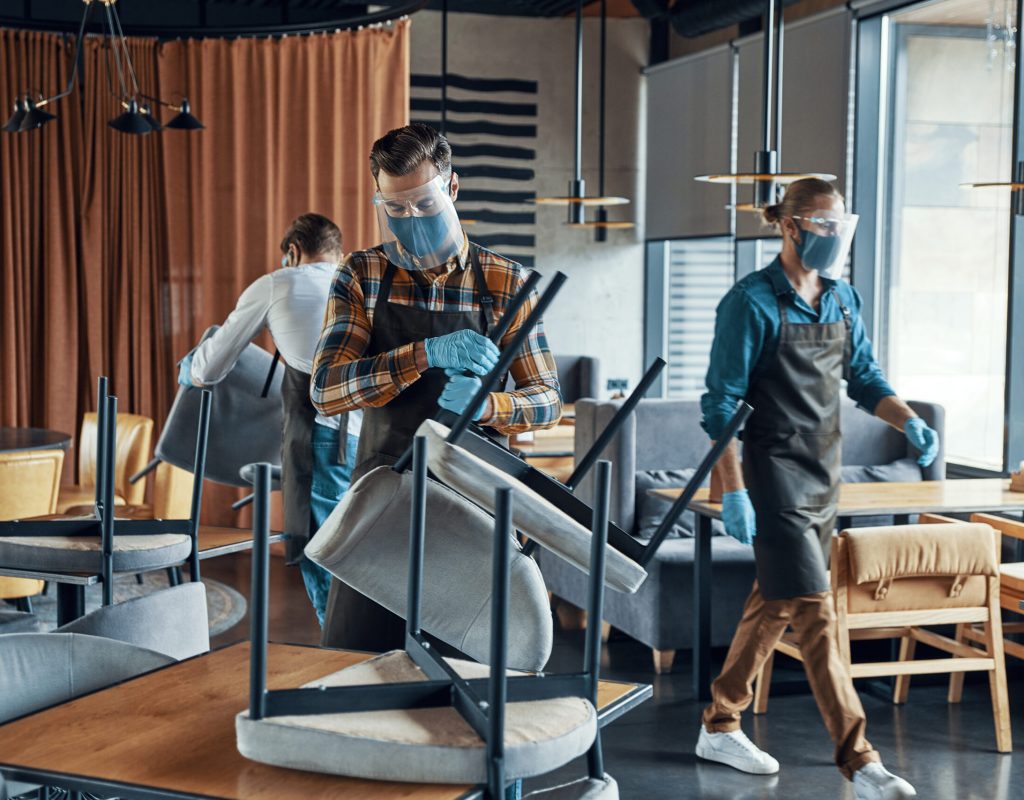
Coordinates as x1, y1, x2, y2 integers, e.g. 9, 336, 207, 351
882, 1, 1014, 469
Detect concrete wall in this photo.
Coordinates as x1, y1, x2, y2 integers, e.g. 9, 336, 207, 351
409, 11, 649, 393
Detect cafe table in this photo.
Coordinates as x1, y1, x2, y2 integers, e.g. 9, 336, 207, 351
0, 641, 652, 800
652, 478, 1024, 700
0, 427, 72, 453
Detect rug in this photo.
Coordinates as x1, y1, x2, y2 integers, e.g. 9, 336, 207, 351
2, 573, 247, 636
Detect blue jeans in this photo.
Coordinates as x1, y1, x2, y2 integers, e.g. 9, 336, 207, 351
299, 424, 358, 627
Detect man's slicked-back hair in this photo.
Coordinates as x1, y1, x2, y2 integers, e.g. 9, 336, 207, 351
369, 123, 452, 183
280, 213, 342, 259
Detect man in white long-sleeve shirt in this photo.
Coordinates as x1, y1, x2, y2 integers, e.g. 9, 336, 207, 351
180, 213, 361, 626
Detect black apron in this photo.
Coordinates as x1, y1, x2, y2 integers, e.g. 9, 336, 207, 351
279, 364, 347, 565
321, 244, 504, 650
742, 287, 851, 601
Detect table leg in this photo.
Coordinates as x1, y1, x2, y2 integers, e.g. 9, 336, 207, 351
693, 513, 713, 701
56, 584, 86, 626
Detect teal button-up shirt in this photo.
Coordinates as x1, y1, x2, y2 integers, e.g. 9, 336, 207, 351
700, 257, 895, 440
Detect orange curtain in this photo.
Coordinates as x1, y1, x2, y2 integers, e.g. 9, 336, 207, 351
0, 22, 409, 523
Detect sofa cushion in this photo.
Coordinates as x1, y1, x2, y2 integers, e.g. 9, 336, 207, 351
841, 458, 922, 484
634, 469, 724, 539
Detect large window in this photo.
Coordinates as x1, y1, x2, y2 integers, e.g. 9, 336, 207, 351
877, 0, 1015, 469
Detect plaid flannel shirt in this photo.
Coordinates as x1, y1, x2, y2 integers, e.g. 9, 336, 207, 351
310, 238, 561, 434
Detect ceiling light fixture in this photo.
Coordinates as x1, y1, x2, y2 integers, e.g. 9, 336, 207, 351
568, 0, 635, 239
2, 0, 203, 136
532, 0, 629, 222
694, 0, 834, 210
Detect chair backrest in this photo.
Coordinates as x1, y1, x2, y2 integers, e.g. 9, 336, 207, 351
554, 355, 601, 404
835, 523, 999, 617
0, 449, 64, 519
0, 632, 173, 724
56, 583, 210, 661
78, 411, 154, 504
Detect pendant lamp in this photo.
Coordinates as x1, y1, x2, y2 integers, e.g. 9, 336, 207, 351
531, 0, 629, 224
961, 0, 1024, 214
694, 0, 834, 210
2, 0, 203, 136
568, 0, 635, 239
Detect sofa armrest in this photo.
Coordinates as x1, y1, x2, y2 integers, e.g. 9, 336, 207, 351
907, 400, 946, 481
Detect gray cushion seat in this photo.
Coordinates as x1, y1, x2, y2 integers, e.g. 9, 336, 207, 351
157, 325, 283, 487
239, 463, 283, 490
235, 650, 597, 784
525, 776, 619, 800
418, 420, 647, 594
0, 530, 191, 573
0, 632, 173, 724
306, 467, 553, 671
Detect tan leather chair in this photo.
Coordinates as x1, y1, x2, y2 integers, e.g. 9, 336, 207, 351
56, 412, 154, 513
753, 521, 1011, 753
0, 448, 66, 606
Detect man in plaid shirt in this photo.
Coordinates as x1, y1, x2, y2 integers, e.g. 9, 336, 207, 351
310, 123, 561, 656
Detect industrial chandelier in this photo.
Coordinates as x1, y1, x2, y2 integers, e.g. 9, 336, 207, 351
694, 0, 832, 210
2, 0, 203, 136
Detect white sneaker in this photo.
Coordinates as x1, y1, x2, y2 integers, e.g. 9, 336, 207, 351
695, 726, 780, 775
853, 762, 917, 800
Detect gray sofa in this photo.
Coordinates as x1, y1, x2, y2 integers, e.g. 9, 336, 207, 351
554, 355, 600, 404
538, 396, 946, 673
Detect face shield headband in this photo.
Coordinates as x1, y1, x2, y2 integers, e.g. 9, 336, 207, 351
373, 175, 463, 271
790, 211, 859, 280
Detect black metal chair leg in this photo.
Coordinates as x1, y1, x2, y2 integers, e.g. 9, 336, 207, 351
135, 573, 144, 585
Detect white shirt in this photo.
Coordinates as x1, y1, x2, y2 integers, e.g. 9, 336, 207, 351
190, 262, 362, 436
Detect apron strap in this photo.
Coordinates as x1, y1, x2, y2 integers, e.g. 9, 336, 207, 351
829, 287, 853, 381
378, 260, 398, 307
468, 244, 496, 336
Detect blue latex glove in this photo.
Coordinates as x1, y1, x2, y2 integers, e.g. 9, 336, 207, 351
177, 353, 195, 387
438, 369, 488, 421
424, 330, 500, 377
904, 417, 939, 467
721, 489, 756, 545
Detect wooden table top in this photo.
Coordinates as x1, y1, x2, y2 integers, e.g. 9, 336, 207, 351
0, 427, 72, 453
654, 479, 1024, 520
513, 425, 575, 458
197, 526, 287, 559
0, 642, 648, 800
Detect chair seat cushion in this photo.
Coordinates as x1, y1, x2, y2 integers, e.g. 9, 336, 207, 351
235, 650, 597, 784
1001, 562, 1024, 594
525, 775, 619, 799
419, 420, 647, 594
306, 467, 553, 671
0, 531, 191, 573
56, 485, 126, 515
238, 463, 283, 490
843, 523, 999, 584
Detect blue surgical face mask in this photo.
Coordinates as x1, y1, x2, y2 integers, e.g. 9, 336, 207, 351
794, 227, 843, 272
386, 212, 452, 258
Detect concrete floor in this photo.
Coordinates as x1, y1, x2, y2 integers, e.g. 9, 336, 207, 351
206, 552, 1024, 800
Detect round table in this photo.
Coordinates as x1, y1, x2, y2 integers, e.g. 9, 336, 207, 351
0, 427, 73, 453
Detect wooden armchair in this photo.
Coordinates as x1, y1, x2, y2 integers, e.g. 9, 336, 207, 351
754, 521, 1011, 753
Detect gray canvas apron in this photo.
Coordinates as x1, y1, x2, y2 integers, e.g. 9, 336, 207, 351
321, 244, 504, 651
742, 288, 851, 601
279, 364, 347, 565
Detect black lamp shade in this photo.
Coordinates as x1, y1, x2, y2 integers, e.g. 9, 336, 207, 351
19, 101, 56, 131
109, 100, 154, 135
2, 98, 26, 133
141, 104, 163, 131
165, 98, 203, 130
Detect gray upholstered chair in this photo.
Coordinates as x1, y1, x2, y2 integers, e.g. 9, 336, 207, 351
554, 355, 600, 404
539, 396, 946, 673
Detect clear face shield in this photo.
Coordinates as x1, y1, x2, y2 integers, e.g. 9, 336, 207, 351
790, 210, 859, 280
373, 175, 463, 271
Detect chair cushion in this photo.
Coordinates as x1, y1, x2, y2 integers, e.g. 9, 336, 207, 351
238, 463, 283, 490
56, 485, 126, 515
56, 583, 209, 660
525, 775, 619, 800
156, 326, 283, 487
843, 523, 999, 585
306, 466, 553, 671
419, 420, 647, 594
235, 650, 596, 784
0, 632, 173, 724
0, 530, 191, 573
